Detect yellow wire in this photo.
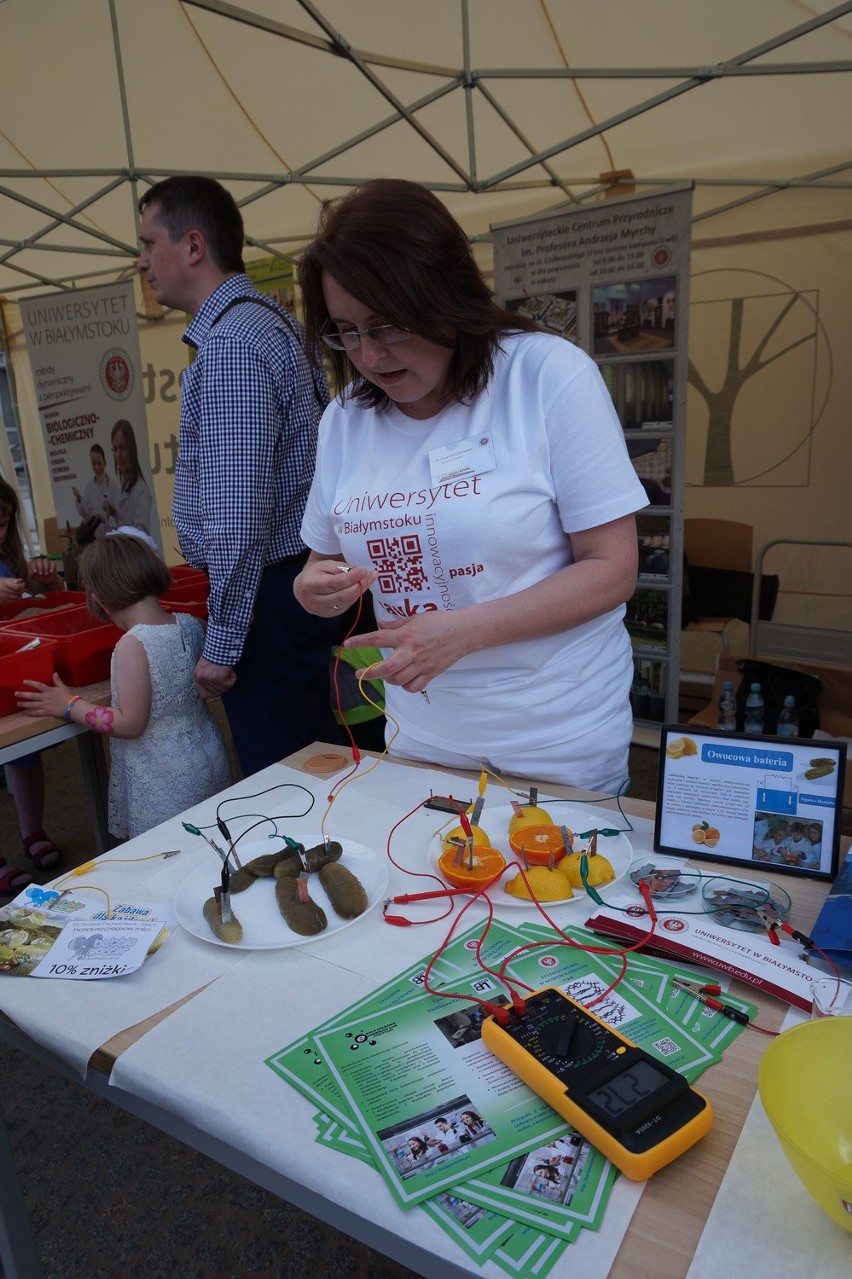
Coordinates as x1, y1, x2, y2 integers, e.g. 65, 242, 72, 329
50, 851, 177, 915
52, 884, 113, 917
319, 665, 401, 835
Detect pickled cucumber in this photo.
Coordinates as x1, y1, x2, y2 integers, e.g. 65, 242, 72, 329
319, 863, 368, 919
805, 764, 835, 779
304, 840, 343, 872
202, 896, 243, 944
227, 867, 257, 894
275, 877, 327, 935
245, 849, 298, 877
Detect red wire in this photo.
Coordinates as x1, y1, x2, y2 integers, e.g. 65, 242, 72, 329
384, 799, 456, 925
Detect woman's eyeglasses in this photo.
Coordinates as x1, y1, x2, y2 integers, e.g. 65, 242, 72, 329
320, 322, 411, 351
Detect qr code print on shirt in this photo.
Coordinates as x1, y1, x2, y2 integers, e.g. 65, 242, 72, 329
653, 1036, 679, 1058
366, 535, 427, 594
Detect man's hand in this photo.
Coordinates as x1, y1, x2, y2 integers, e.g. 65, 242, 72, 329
194, 657, 237, 700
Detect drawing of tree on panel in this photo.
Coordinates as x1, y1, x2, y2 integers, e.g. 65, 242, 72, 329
687, 272, 830, 487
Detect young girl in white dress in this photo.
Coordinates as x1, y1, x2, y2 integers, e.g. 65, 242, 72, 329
18, 532, 232, 840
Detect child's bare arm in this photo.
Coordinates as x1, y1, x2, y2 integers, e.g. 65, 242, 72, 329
17, 635, 152, 739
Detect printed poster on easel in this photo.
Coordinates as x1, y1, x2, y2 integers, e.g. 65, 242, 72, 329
655, 723, 845, 880
20, 280, 162, 553
491, 187, 693, 728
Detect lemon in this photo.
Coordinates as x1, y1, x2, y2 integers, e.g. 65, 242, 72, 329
562, 850, 616, 888
505, 866, 573, 901
442, 824, 490, 854
508, 805, 554, 836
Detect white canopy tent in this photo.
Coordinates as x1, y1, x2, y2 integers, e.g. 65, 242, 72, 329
1, 0, 851, 292
1, 0, 851, 628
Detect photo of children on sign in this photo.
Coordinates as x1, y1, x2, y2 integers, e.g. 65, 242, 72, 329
752, 812, 823, 869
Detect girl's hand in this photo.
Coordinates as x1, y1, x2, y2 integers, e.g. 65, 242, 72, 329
17, 673, 73, 719
0, 577, 25, 603
345, 611, 476, 692
294, 558, 376, 618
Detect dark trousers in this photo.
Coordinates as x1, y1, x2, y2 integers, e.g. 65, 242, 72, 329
222, 555, 341, 777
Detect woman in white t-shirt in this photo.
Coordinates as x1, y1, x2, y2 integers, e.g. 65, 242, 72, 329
293, 180, 647, 791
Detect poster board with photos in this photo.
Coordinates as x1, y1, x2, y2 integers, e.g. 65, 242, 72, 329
654, 724, 845, 881
492, 187, 693, 730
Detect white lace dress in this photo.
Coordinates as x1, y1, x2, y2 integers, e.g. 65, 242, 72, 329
107, 613, 232, 839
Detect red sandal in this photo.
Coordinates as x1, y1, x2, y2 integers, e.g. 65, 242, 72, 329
22, 830, 63, 872
0, 858, 34, 897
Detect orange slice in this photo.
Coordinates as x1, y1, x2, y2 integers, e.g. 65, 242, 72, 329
438, 844, 506, 891
508, 824, 567, 866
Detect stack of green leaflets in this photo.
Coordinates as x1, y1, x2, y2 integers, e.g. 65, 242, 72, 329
266, 920, 754, 1276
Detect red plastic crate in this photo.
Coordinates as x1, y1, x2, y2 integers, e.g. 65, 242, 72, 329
2, 606, 122, 685
162, 599, 208, 620
0, 633, 59, 717
0, 590, 86, 625
161, 580, 209, 605
168, 566, 207, 588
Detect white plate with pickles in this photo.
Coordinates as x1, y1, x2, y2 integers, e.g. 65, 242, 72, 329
174, 838, 387, 950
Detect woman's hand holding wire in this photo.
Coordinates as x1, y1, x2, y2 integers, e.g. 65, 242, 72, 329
346, 611, 476, 692
294, 558, 375, 618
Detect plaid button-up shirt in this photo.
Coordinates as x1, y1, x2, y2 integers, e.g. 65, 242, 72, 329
173, 274, 329, 666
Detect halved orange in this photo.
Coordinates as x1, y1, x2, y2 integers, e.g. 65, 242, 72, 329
508, 824, 567, 865
438, 844, 506, 891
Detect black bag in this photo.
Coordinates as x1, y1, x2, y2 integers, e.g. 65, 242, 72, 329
735, 659, 822, 738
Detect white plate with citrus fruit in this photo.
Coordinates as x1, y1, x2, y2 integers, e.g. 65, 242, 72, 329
427, 803, 633, 908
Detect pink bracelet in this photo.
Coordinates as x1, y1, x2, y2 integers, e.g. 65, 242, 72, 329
64, 694, 82, 722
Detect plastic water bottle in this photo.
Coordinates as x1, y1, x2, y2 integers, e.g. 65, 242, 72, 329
776, 694, 799, 737
718, 680, 736, 731
744, 683, 764, 734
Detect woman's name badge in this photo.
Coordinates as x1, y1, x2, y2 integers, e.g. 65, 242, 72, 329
429, 434, 497, 486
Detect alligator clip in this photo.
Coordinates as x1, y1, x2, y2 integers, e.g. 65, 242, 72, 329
755, 908, 781, 945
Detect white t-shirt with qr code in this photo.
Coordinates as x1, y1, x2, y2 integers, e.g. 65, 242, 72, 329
301, 330, 647, 788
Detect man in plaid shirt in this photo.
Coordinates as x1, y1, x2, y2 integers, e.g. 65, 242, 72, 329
138, 177, 337, 775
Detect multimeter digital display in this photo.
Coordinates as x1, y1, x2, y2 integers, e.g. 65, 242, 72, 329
481, 987, 713, 1180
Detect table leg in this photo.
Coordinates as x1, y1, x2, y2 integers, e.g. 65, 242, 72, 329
0, 1104, 42, 1279
76, 732, 117, 855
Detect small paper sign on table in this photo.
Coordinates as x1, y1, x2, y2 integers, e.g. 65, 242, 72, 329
29, 916, 166, 980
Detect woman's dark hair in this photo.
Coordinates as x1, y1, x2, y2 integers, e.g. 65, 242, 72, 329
79, 534, 172, 619
111, 419, 146, 494
298, 178, 536, 408
0, 477, 27, 578
138, 176, 245, 274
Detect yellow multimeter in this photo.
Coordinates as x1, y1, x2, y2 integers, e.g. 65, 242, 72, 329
481, 986, 713, 1180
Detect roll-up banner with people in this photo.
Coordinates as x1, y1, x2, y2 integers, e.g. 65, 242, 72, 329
491, 186, 693, 728
20, 280, 162, 554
